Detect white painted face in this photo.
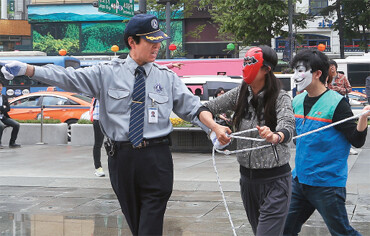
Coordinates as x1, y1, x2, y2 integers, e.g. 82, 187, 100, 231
293, 62, 313, 92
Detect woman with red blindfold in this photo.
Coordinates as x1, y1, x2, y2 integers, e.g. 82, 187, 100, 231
199, 46, 295, 236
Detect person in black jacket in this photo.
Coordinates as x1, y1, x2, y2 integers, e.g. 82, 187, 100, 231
0, 81, 21, 148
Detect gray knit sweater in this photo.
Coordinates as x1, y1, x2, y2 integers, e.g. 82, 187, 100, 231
204, 85, 295, 169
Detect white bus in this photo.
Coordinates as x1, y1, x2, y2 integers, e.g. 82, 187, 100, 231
335, 54, 370, 93
0, 51, 47, 57
181, 74, 294, 101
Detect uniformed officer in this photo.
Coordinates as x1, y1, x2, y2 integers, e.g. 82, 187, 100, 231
0, 14, 207, 235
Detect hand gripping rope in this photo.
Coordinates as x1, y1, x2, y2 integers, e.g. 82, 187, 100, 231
211, 110, 370, 236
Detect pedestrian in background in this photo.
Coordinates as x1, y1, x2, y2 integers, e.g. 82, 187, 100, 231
284, 49, 370, 236
90, 98, 105, 177
213, 87, 232, 127
0, 81, 21, 149
0, 14, 207, 236
327, 60, 352, 98
366, 75, 370, 104
199, 46, 295, 236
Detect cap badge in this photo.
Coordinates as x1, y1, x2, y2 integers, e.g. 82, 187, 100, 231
151, 19, 158, 30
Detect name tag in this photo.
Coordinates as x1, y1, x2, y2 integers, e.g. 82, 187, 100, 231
148, 107, 158, 123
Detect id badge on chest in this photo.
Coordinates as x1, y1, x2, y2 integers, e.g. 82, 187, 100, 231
148, 106, 158, 123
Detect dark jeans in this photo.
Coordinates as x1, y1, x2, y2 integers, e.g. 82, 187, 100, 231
0, 117, 20, 145
284, 177, 361, 236
93, 120, 104, 169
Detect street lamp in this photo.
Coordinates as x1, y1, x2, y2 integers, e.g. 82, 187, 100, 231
111, 45, 119, 56
59, 49, 67, 56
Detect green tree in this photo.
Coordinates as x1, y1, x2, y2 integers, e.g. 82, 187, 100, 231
321, 0, 370, 57
194, 0, 308, 48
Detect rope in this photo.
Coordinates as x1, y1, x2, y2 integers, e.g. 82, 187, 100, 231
212, 110, 370, 235
212, 147, 237, 236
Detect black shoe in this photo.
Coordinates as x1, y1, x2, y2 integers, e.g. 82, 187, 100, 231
9, 143, 21, 148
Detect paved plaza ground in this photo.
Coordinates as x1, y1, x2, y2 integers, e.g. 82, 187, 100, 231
1, 135, 370, 235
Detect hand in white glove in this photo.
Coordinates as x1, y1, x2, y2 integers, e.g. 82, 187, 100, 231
0, 60, 28, 80
210, 131, 231, 149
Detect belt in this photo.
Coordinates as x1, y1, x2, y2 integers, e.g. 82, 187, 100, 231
114, 136, 171, 149
240, 163, 291, 179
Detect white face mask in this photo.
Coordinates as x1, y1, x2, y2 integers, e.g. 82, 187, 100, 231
293, 63, 313, 92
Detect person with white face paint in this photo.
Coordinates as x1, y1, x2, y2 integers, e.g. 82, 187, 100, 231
198, 46, 295, 236
284, 49, 370, 236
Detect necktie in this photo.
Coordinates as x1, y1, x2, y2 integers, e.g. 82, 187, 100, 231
128, 66, 146, 147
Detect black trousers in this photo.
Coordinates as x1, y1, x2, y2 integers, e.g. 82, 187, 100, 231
108, 144, 173, 236
93, 120, 104, 169
0, 117, 20, 145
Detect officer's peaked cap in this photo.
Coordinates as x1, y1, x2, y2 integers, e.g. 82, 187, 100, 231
124, 14, 170, 43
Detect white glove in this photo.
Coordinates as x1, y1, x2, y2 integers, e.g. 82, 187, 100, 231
0, 60, 28, 80
210, 131, 231, 149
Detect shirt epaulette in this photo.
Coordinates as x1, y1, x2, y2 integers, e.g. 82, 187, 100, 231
153, 63, 175, 74
109, 58, 126, 65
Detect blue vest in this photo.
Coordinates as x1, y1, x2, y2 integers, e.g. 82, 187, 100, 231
292, 90, 350, 187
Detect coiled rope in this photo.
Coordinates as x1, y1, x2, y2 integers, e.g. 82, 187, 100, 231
211, 110, 370, 235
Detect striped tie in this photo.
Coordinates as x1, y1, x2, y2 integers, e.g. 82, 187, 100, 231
128, 66, 146, 147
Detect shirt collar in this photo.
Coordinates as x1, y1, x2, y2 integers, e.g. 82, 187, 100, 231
126, 54, 153, 76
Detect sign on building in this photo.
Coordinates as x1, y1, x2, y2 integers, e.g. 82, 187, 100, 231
98, 0, 134, 18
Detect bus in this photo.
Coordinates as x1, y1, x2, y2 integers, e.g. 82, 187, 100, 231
0, 56, 81, 97
78, 58, 295, 99
156, 58, 244, 77
181, 73, 294, 101
335, 54, 370, 93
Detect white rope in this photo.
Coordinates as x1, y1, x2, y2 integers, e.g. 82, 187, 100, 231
212, 110, 370, 235
212, 147, 237, 236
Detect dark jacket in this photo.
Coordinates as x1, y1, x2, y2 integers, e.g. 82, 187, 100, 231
0, 94, 11, 118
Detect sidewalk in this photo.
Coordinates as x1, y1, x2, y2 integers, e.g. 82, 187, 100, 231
0, 137, 370, 235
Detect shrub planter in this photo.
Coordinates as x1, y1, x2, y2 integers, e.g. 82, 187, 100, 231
170, 127, 213, 153
1, 123, 68, 145
70, 124, 95, 146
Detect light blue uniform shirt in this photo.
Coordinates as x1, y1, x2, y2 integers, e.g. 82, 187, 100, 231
32, 55, 207, 141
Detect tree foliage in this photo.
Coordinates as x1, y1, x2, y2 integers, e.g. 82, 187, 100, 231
193, 0, 308, 47
321, 0, 370, 54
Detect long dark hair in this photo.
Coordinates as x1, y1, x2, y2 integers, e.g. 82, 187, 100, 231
232, 45, 281, 131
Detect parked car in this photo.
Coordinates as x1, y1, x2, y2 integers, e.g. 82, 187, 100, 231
8, 91, 92, 140
348, 91, 368, 106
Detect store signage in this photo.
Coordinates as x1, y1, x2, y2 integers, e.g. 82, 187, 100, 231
98, 0, 134, 18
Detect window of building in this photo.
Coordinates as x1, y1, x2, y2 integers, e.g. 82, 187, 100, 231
275, 34, 330, 52
309, 0, 328, 16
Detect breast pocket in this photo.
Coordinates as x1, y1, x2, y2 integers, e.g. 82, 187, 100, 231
107, 89, 130, 114
148, 92, 170, 118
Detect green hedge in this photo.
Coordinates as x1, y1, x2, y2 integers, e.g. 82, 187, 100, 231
16, 119, 61, 124
77, 119, 92, 124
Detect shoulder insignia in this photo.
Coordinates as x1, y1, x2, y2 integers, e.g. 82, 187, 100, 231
153, 63, 175, 74
110, 58, 126, 65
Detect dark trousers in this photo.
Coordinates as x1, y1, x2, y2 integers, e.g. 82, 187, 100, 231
108, 144, 173, 235
240, 172, 292, 236
283, 177, 361, 236
0, 117, 20, 145
93, 120, 104, 169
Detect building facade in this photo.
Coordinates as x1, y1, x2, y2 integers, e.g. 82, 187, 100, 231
0, 0, 368, 59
